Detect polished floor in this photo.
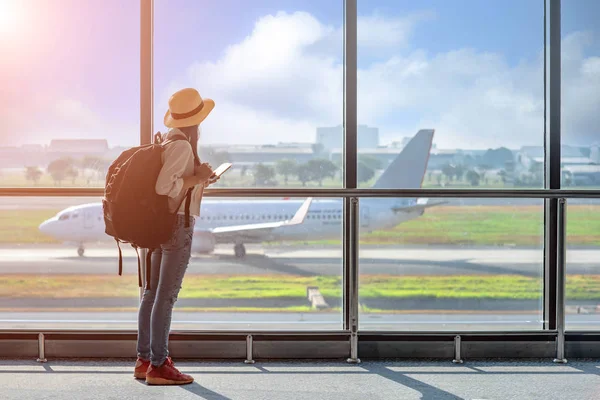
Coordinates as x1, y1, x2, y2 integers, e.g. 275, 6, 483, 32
0, 359, 598, 400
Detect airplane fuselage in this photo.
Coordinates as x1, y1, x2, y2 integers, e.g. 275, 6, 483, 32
39, 198, 422, 252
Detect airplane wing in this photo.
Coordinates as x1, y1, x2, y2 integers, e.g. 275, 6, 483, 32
200, 197, 313, 240
391, 200, 446, 214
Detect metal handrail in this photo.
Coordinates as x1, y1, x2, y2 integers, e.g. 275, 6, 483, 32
0, 187, 599, 198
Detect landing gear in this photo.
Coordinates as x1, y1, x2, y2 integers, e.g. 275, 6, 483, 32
234, 243, 246, 258
77, 246, 85, 257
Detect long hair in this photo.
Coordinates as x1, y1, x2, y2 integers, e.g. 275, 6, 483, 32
180, 126, 201, 167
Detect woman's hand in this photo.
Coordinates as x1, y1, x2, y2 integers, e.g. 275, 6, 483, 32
194, 163, 213, 182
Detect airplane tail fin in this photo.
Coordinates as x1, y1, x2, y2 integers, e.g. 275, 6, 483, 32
372, 129, 435, 189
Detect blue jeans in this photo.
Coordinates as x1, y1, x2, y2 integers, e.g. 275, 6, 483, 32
136, 215, 194, 366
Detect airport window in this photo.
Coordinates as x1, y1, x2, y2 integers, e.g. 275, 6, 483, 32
153, 0, 344, 189
5, 197, 142, 330
566, 198, 600, 330
358, 0, 545, 189
172, 196, 344, 330
358, 197, 545, 331
561, 2, 600, 189
0, 1, 139, 189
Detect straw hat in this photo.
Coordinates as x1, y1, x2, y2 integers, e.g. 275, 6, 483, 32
164, 88, 215, 128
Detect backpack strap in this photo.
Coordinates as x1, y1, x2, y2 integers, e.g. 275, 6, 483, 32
145, 249, 153, 290
133, 245, 141, 287
115, 238, 123, 276
184, 189, 192, 228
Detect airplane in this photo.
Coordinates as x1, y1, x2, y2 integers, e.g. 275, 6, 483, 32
39, 129, 440, 258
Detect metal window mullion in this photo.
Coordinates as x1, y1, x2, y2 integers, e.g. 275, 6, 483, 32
139, 0, 154, 301
544, 0, 561, 331
554, 198, 567, 363
343, 0, 358, 334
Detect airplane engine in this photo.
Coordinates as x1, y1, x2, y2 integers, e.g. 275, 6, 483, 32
192, 231, 216, 254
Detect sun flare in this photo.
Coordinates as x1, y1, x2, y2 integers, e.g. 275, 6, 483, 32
0, 0, 22, 35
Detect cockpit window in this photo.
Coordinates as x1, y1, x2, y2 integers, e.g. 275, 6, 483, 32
58, 214, 70, 221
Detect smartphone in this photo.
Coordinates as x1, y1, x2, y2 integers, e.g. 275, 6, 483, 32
211, 162, 233, 178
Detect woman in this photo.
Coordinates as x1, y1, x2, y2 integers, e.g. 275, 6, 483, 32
134, 88, 216, 385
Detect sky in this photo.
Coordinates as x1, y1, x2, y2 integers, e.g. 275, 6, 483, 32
1, 0, 599, 149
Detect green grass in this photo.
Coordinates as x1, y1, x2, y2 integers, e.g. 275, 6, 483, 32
2, 274, 600, 301
2, 205, 600, 246
279, 205, 600, 246
364, 205, 545, 246
0, 209, 61, 244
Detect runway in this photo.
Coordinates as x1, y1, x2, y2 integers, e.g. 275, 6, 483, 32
0, 245, 598, 276
0, 310, 598, 331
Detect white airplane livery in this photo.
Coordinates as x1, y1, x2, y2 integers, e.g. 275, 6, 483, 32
39, 129, 438, 258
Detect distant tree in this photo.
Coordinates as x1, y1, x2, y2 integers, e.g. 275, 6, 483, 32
276, 159, 297, 185
436, 173, 443, 186
477, 164, 493, 185
357, 161, 375, 185
67, 167, 79, 184
529, 162, 543, 184
454, 164, 466, 182
463, 154, 476, 167
253, 163, 276, 186
240, 165, 249, 178
442, 163, 456, 183
358, 154, 383, 171
296, 164, 312, 187
306, 159, 337, 187
498, 169, 508, 184
80, 156, 103, 170
80, 156, 107, 185
47, 159, 74, 186
482, 147, 514, 168
25, 166, 43, 185
466, 170, 481, 186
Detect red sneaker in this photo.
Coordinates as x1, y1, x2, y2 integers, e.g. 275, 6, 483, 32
133, 357, 151, 379
145, 357, 194, 385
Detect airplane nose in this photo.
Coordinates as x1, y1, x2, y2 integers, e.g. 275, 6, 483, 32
39, 219, 55, 235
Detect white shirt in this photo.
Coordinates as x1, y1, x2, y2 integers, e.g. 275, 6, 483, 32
154, 129, 204, 216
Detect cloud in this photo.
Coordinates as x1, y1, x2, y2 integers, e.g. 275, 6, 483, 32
357, 10, 435, 52
161, 10, 600, 150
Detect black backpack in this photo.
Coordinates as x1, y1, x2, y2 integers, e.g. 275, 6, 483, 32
102, 133, 192, 289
